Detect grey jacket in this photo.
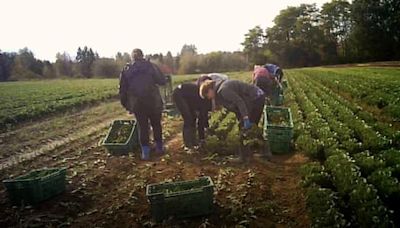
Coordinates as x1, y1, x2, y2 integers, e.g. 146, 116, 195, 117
215, 80, 261, 118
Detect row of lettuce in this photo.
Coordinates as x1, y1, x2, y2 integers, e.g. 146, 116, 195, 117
298, 68, 400, 122
0, 75, 198, 131
285, 70, 400, 227
0, 79, 119, 130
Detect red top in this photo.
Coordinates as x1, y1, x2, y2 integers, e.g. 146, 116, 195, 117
253, 67, 271, 81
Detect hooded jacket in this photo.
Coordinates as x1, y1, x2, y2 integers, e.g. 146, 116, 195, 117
214, 80, 262, 118
119, 60, 166, 113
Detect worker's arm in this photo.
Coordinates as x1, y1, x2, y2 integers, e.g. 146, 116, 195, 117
151, 63, 167, 86
119, 70, 128, 110
198, 100, 211, 129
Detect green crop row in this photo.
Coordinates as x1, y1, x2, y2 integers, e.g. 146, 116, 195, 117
287, 72, 400, 227
0, 79, 119, 130
298, 68, 400, 121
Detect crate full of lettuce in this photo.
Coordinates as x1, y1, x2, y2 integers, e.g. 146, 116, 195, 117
100, 120, 138, 154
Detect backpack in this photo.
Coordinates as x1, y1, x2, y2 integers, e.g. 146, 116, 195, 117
123, 60, 156, 98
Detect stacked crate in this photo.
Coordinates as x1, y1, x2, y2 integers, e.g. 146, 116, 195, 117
264, 106, 294, 154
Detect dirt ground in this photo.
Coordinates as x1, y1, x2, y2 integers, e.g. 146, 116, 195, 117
0, 101, 309, 228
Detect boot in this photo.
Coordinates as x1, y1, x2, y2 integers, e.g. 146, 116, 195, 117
141, 145, 151, 160
183, 127, 196, 149
155, 141, 165, 155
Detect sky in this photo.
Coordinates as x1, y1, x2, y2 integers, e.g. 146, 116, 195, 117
1, 0, 329, 61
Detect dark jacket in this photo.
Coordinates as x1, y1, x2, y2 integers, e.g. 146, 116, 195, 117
173, 83, 212, 128
215, 80, 261, 118
119, 60, 166, 113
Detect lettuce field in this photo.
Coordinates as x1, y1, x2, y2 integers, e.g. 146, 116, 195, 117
0, 66, 399, 227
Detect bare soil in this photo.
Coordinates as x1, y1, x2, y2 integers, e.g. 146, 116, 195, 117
0, 101, 309, 228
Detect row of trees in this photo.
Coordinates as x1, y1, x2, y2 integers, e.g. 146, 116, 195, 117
242, 0, 400, 67
0, 47, 129, 81
0, 44, 248, 81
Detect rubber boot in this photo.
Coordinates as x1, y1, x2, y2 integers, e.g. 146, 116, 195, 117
155, 141, 165, 155
141, 145, 151, 160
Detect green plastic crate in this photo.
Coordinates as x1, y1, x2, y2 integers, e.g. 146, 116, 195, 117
3, 168, 67, 205
264, 106, 294, 154
269, 139, 291, 154
164, 102, 179, 116
101, 120, 138, 154
270, 87, 284, 106
146, 176, 214, 222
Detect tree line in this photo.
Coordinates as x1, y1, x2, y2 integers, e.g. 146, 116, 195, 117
0, 47, 132, 81
1, 0, 398, 81
0, 45, 248, 81
242, 0, 400, 67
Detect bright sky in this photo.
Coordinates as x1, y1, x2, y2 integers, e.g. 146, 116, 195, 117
1, 0, 329, 61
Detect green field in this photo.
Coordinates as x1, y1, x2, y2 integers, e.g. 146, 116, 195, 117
284, 67, 400, 227
0, 75, 199, 130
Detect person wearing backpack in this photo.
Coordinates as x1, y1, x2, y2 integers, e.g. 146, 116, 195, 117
119, 49, 166, 160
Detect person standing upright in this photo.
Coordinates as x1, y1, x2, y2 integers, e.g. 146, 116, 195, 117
119, 49, 166, 160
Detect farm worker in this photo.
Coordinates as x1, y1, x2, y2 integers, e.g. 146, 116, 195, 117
197, 74, 229, 112
199, 79, 266, 161
119, 48, 166, 160
196, 73, 228, 85
264, 63, 284, 82
252, 66, 279, 103
173, 83, 212, 151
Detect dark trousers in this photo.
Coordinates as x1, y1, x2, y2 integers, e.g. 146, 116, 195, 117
173, 93, 204, 147
234, 94, 266, 126
134, 102, 162, 147
235, 95, 266, 160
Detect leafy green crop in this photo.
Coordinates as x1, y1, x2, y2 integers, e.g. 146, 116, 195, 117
286, 68, 400, 227
0, 79, 118, 130
106, 122, 133, 144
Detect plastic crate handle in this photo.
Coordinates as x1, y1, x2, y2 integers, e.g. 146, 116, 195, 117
165, 188, 204, 197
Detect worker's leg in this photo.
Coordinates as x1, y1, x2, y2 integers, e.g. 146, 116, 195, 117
134, 109, 150, 147
148, 107, 163, 152
249, 94, 266, 125
250, 94, 272, 159
239, 123, 251, 163
134, 106, 152, 160
173, 92, 196, 148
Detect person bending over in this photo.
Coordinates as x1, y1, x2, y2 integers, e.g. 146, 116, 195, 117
200, 79, 265, 161
173, 83, 212, 151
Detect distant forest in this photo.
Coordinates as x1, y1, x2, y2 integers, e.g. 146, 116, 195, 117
0, 0, 399, 81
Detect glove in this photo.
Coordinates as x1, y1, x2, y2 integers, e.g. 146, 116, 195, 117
243, 118, 252, 130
